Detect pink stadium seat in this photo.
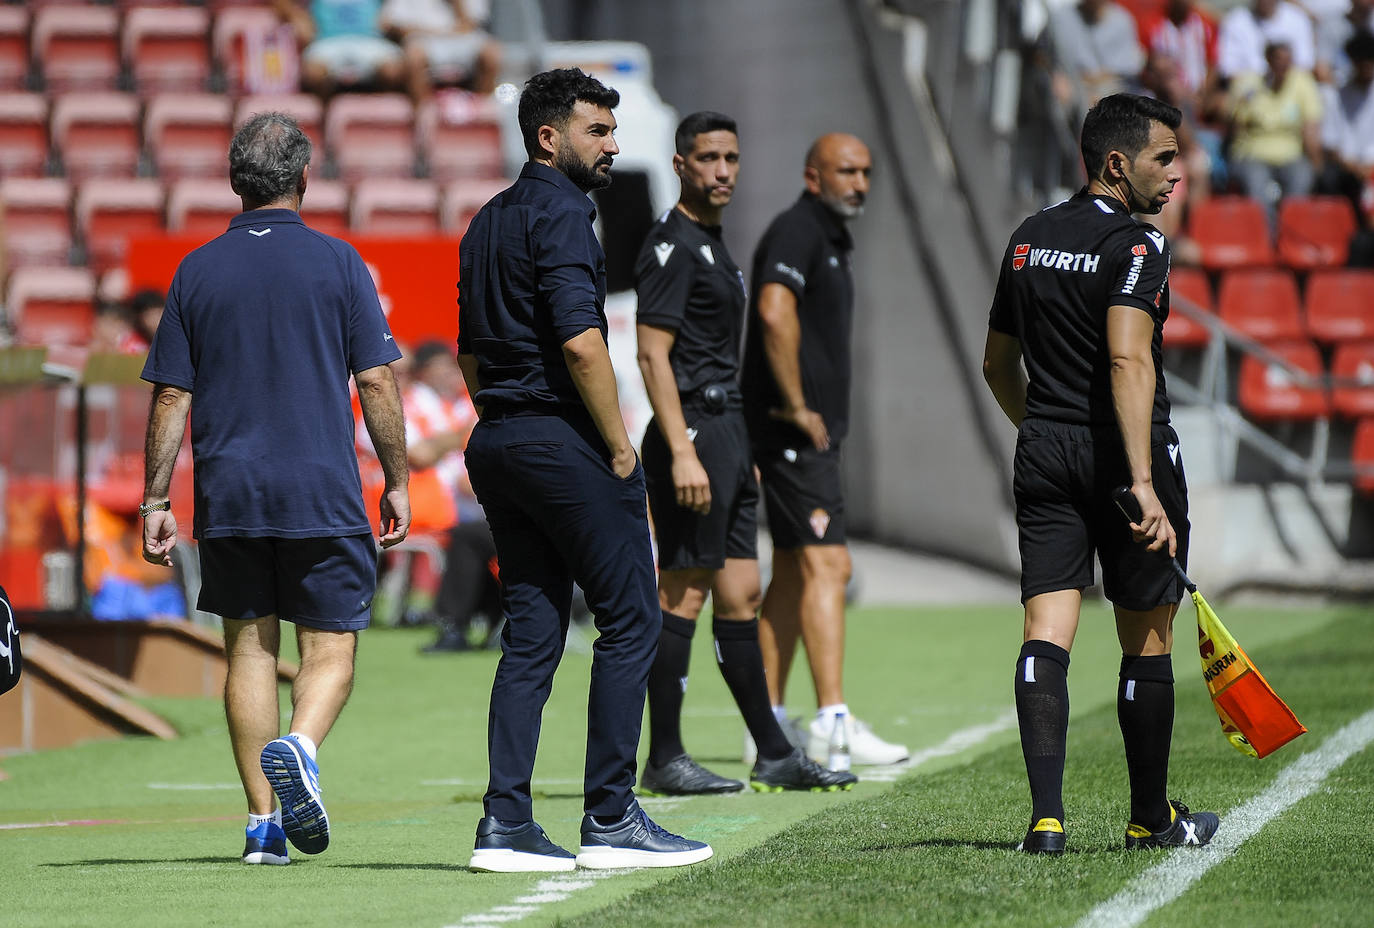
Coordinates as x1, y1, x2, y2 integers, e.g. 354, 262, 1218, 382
326, 93, 416, 182
0, 93, 50, 178
1162, 266, 1213, 349
1354, 418, 1374, 495
76, 179, 166, 275
1303, 270, 1374, 345
1331, 342, 1374, 419
0, 178, 73, 270
166, 178, 243, 236
50, 92, 142, 182
6, 266, 96, 346
0, 6, 30, 91
299, 179, 350, 238
32, 5, 121, 92
212, 6, 281, 95
1237, 340, 1330, 422
144, 93, 234, 180
417, 95, 504, 183
441, 177, 507, 237
351, 178, 440, 236
99, 266, 129, 304
1186, 196, 1274, 271
1276, 196, 1357, 270
234, 93, 324, 168
123, 6, 212, 95
1217, 268, 1304, 343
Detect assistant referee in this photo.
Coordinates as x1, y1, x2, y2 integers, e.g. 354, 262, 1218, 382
982, 93, 1220, 854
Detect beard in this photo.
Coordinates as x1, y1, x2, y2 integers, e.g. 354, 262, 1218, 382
556, 142, 613, 192
819, 191, 865, 219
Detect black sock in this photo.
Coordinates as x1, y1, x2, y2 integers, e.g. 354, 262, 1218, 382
713, 617, 793, 761
1014, 640, 1070, 825
1118, 653, 1175, 832
646, 611, 695, 767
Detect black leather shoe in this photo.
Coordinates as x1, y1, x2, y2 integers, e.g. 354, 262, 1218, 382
640, 754, 744, 795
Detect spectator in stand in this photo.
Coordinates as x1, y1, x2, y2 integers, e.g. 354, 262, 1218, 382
127, 289, 166, 353
273, 0, 407, 99
1049, 0, 1146, 118
1138, 0, 1220, 100
1218, 0, 1317, 79
1315, 0, 1374, 85
379, 0, 501, 102
90, 301, 141, 354
1229, 40, 1325, 222
1319, 30, 1374, 204
1138, 49, 1210, 261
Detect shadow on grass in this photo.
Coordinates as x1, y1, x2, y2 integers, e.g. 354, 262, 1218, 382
856, 839, 1017, 853
42, 858, 232, 867
329, 862, 468, 872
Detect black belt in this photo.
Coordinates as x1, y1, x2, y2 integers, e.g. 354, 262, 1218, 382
684, 383, 739, 414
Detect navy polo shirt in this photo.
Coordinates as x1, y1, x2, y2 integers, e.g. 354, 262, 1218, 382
457, 161, 608, 412
142, 208, 401, 539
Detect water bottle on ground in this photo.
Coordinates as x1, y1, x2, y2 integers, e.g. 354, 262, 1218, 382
828, 711, 851, 772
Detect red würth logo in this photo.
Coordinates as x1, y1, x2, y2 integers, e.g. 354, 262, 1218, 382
1012, 244, 1029, 270
1132, 243, 1148, 256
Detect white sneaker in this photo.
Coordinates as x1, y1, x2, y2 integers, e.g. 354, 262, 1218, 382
742, 715, 808, 765
807, 714, 908, 766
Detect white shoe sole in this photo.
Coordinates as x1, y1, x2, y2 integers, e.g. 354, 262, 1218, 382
242, 851, 289, 865
806, 737, 909, 767
574, 845, 713, 869
469, 848, 576, 872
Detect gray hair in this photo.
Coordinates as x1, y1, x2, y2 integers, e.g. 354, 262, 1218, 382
229, 112, 312, 204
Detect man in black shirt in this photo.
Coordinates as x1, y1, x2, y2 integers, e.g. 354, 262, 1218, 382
634, 112, 856, 796
740, 133, 908, 767
458, 68, 711, 872
983, 93, 1220, 854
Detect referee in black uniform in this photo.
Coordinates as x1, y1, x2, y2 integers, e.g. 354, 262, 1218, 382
983, 93, 1220, 854
457, 68, 710, 872
634, 111, 856, 795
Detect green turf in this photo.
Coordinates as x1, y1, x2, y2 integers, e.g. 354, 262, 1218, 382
0, 602, 1365, 927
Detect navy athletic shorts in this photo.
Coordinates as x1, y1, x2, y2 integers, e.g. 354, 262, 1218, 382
643, 407, 759, 570
754, 440, 846, 549
1013, 418, 1190, 610
197, 534, 377, 630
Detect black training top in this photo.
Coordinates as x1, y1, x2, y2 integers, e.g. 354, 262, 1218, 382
988, 188, 1173, 427
142, 208, 401, 539
458, 161, 608, 413
634, 207, 747, 404
740, 192, 855, 445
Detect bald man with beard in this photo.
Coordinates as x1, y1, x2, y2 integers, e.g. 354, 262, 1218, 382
740, 133, 908, 769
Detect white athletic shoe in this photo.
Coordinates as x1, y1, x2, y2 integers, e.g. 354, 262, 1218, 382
807, 713, 908, 766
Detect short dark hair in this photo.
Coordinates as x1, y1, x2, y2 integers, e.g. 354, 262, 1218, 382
1079, 93, 1182, 179
411, 340, 453, 370
517, 68, 620, 159
674, 111, 737, 156
229, 112, 311, 205
1346, 29, 1374, 64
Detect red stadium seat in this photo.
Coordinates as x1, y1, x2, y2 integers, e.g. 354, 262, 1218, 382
50, 92, 141, 182
0, 6, 30, 91
123, 6, 211, 95
0, 93, 50, 178
1303, 269, 1374, 344
1354, 418, 1374, 494
1331, 342, 1374, 419
144, 93, 234, 180
326, 93, 416, 182
234, 93, 324, 169
1276, 195, 1357, 270
166, 178, 242, 236
442, 177, 507, 236
6, 266, 96, 346
417, 94, 504, 183
1238, 340, 1330, 422
0, 177, 73, 270
299, 179, 350, 237
32, 5, 121, 92
1186, 195, 1274, 270
351, 178, 440, 237
1163, 266, 1213, 348
211, 5, 280, 95
1217, 268, 1304, 342
99, 266, 129, 304
76, 179, 166, 275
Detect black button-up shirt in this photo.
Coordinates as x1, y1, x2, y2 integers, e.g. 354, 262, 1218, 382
458, 161, 608, 411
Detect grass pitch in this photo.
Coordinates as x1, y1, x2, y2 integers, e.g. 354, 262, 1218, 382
1, 601, 1369, 927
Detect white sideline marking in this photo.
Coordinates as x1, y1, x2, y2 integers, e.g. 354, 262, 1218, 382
146, 782, 240, 791
857, 709, 1019, 782
1072, 708, 1374, 928
443, 874, 617, 928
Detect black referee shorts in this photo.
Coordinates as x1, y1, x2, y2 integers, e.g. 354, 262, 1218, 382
1014, 419, 1189, 610
642, 407, 758, 571
754, 441, 846, 549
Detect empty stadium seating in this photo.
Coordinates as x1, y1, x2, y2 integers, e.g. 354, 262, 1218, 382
1331, 342, 1374, 419
351, 178, 440, 236
76, 179, 165, 274
0, 6, 30, 92
123, 6, 212, 95
1276, 195, 1357, 270
1162, 266, 1212, 349
300, 179, 350, 237
166, 177, 243, 235
6, 266, 96, 346
1304, 270, 1374, 344
33, 5, 121, 92
442, 178, 508, 236
418, 94, 504, 183
1354, 418, 1374, 495
326, 93, 416, 182
1186, 196, 1274, 270
51, 92, 141, 181
0, 92, 50, 178
1217, 268, 1304, 343
144, 93, 234, 180
1237, 340, 1330, 422
1, 177, 73, 269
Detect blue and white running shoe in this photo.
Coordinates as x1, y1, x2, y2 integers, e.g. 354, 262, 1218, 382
242, 821, 290, 865
260, 735, 330, 855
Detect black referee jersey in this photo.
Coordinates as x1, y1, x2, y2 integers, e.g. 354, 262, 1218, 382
989, 188, 1173, 427
634, 207, 747, 402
